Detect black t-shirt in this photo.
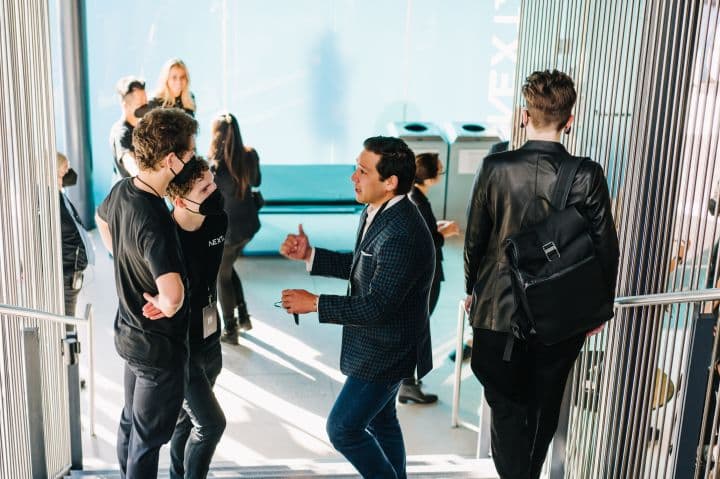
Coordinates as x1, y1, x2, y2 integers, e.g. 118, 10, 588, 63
109, 119, 134, 178
97, 178, 188, 368
175, 212, 227, 351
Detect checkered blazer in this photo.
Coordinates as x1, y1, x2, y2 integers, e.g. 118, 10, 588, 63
312, 197, 435, 382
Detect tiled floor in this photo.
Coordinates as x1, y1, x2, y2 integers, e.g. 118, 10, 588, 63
76, 231, 485, 470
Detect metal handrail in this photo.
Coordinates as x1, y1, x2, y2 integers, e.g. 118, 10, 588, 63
0, 304, 88, 326
0, 303, 96, 437
614, 288, 720, 307
451, 287, 720, 460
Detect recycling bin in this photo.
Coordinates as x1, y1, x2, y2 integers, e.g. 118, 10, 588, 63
444, 122, 502, 230
388, 121, 449, 219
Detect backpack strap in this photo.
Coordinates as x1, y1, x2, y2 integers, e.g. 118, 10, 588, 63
551, 156, 584, 209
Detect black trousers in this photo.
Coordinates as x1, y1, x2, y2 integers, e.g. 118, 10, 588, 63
217, 239, 250, 331
63, 270, 82, 316
471, 328, 584, 479
170, 342, 225, 479
117, 361, 185, 478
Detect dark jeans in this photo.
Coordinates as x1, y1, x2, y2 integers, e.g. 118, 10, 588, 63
63, 270, 82, 316
117, 361, 185, 478
471, 328, 584, 479
217, 239, 250, 331
170, 342, 226, 479
327, 377, 405, 479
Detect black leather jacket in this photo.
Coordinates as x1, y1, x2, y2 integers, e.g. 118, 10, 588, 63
464, 140, 619, 332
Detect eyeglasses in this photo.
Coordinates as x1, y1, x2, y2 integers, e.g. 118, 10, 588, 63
274, 301, 299, 325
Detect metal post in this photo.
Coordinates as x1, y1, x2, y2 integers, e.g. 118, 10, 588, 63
23, 327, 48, 479
674, 312, 715, 478
86, 303, 96, 437
58, 0, 94, 226
477, 396, 492, 459
451, 300, 466, 428
63, 329, 82, 469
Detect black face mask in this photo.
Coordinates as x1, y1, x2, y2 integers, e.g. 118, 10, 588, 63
184, 189, 225, 216
170, 154, 189, 177
62, 168, 78, 187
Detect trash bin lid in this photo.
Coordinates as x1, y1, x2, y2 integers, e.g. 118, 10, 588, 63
388, 121, 446, 141
446, 122, 498, 142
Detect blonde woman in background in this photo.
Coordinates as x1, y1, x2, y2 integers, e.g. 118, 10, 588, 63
148, 58, 196, 117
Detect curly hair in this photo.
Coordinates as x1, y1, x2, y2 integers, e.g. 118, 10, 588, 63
132, 108, 198, 171
363, 136, 416, 195
521, 69, 577, 131
167, 157, 209, 199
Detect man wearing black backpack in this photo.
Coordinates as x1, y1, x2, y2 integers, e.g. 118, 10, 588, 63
464, 70, 619, 479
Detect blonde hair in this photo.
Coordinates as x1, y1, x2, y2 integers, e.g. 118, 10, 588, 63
56, 152, 68, 168
154, 58, 195, 112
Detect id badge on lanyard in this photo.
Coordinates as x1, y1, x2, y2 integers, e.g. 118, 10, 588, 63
202, 296, 218, 339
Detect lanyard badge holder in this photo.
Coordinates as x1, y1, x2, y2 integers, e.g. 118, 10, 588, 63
202, 293, 219, 338
72, 247, 83, 290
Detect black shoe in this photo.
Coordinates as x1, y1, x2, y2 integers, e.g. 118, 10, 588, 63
220, 328, 238, 344
448, 344, 472, 363
398, 384, 438, 404
238, 316, 253, 332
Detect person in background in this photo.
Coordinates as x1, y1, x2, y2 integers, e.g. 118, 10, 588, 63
400, 152, 460, 404
165, 158, 227, 479
209, 113, 261, 343
148, 58, 196, 117
57, 152, 94, 316
109, 76, 147, 179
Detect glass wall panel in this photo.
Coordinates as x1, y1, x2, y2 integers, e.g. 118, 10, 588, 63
81, 0, 520, 205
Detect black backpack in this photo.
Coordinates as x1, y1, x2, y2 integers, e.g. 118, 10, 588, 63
504, 156, 614, 346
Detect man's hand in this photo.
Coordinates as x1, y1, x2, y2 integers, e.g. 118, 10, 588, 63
142, 293, 167, 320
281, 289, 318, 314
437, 220, 460, 238
464, 295, 473, 314
280, 224, 311, 261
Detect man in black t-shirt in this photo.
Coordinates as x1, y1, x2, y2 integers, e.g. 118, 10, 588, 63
96, 108, 198, 478
110, 76, 147, 179
164, 158, 227, 478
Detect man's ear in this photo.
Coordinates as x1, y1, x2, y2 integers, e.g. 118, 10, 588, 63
161, 152, 176, 171
564, 114, 575, 131
385, 175, 399, 193
521, 109, 529, 128
171, 196, 185, 209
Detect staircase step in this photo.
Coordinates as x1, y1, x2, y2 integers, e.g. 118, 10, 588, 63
69, 456, 497, 478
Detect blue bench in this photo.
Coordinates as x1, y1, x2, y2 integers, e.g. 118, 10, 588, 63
259, 164, 363, 214
245, 164, 362, 254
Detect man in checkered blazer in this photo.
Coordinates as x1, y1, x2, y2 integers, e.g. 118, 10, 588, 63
280, 136, 435, 479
